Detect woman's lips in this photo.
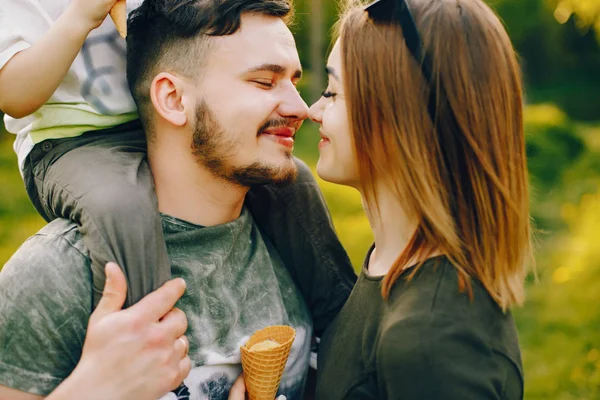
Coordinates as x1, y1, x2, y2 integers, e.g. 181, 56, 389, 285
318, 131, 331, 149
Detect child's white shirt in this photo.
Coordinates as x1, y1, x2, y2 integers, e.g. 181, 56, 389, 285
0, 0, 143, 174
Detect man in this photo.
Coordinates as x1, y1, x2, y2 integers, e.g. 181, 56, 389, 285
0, 0, 356, 399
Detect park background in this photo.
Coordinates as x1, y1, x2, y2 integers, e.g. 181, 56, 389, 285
0, 0, 599, 398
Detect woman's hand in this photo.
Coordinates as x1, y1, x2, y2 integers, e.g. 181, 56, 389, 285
228, 374, 247, 400
228, 373, 287, 400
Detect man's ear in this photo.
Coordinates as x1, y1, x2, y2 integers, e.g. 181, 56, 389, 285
150, 72, 191, 127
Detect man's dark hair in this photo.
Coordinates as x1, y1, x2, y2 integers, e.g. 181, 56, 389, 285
126, 0, 293, 136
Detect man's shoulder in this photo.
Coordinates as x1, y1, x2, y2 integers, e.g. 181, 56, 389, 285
35, 218, 87, 254
0, 218, 91, 310
3, 218, 87, 269
0, 220, 92, 396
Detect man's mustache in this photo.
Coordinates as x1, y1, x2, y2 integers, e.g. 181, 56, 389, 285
257, 118, 299, 134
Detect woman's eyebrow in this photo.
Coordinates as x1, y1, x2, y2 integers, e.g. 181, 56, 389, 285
325, 66, 340, 81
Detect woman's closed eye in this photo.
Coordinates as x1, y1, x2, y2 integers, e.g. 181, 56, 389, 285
322, 90, 337, 99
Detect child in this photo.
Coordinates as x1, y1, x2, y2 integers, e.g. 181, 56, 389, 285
0, 0, 164, 308
0, 0, 356, 326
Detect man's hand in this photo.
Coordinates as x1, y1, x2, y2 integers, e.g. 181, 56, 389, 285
69, 0, 119, 31
47, 263, 191, 400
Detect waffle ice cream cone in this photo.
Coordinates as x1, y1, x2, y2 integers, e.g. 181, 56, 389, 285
109, 0, 127, 38
240, 325, 296, 400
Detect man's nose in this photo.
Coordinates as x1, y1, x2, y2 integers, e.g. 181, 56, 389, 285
277, 84, 309, 121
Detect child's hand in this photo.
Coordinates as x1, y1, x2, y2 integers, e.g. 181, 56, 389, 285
69, 0, 119, 31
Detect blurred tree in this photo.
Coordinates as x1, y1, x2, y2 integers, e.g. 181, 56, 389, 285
309, 0, 325, 104
483, 0, 600, 120
553, 0, 600, 38
293, 0, 600, 119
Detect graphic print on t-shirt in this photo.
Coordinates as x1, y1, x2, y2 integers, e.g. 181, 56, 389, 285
172, 383, 191, 400
154, 210, 312, 400
80, 31, 129, 115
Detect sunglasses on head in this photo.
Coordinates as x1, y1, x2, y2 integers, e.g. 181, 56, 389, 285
365, 0, 468, 160
365, 0, 462, 129
365, 0, 433, 83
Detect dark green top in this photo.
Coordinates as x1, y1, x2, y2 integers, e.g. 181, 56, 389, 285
316, 247, 523, 400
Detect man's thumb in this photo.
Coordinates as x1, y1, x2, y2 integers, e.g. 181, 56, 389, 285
92, 262, 128, 319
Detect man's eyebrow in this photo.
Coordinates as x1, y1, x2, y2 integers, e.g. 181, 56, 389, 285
325, 66, 340, 81
245, 63, 303, 79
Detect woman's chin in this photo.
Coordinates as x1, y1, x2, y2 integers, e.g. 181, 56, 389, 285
316, 159, 336, 183
316, 159, 355, 186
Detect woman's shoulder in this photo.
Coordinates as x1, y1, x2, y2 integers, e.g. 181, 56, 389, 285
377, 258, 523, 398
383, 257, 523, 369
386, 256, 507, 320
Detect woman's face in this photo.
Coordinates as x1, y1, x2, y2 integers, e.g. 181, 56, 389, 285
308, 40, 360, 187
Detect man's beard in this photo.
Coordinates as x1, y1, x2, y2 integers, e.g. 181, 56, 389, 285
191, 101, 297, 187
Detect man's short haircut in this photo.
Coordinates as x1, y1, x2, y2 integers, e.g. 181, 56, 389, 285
126, 0, 293, 136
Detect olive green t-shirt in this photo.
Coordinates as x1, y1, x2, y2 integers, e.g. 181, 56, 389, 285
0, 208, 312, 399
316, 248, 524, 399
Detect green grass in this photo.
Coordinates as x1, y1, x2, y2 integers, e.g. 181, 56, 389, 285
0, 133, 44, 264
514, 192, 600, 399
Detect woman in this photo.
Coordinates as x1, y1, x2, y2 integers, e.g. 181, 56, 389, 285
231, 0, 532, 398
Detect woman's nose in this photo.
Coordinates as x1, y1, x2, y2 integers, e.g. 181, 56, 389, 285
308, 98, 324, 124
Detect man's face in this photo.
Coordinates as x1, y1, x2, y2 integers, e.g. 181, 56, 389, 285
189, 13, 308, 186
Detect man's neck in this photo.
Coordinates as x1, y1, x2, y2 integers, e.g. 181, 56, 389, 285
149, 143, 248, 227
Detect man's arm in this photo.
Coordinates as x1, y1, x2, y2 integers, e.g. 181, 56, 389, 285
0, 263, 189, 400
0, 0, 118, 118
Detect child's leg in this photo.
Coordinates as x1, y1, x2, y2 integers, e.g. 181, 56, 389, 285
32, 123, 171, 309
246, 158, 358, 337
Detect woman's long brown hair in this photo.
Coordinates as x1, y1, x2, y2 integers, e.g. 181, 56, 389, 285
339, 0, 532, 310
